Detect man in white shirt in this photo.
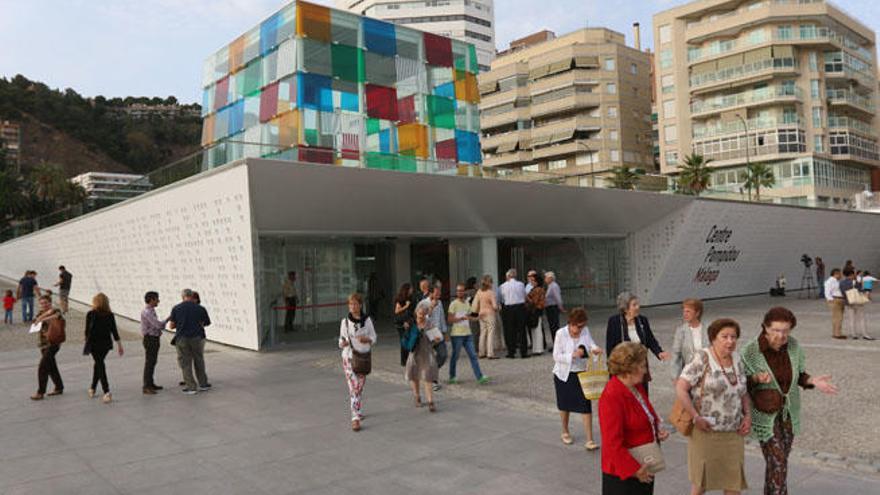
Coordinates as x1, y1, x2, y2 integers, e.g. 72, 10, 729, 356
499, 268, 528, 358
824, 268, 845, 339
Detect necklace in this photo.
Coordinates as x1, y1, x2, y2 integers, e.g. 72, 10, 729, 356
711, 348, 738, 386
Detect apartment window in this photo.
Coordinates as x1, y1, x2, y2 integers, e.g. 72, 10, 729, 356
662, 100, 676, 118
664, 124, 677, 143
548, 159, 567, 170
783, 107, 798, 124
800, 24, 817, 40
606, 83, 617, 94
661, 74, 674, 94
659, 49, 673, 69
607, 106, 618, 117
810, 80, 819, 98
610, 149, 620, 162
630, 63, 638, 75
808, 52, 818, 71
609, 129, 619, 141
659, 24, 672, 44
522, 164, 540, 172
516, 120, 533, 130
812, 107, 823, 127
576, 151, 599, 165
665, 150, 679, 166
748, 28, 766, 45
777, 25, 792, 41
814, 135, 824, 152
604, 58, 615, 71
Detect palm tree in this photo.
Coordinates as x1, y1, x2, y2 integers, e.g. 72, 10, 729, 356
677, 153, 713, 196
743, 162, 776, 201
605, 166, 643, 190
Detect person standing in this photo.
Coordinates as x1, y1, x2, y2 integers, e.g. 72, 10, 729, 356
54, 266, 73, 314
85, 293, 124, 403
169, 288, 212, 395
606, 292, 670, 394
141, 291, 167, 394
670, 298, 709, 381
824, 269, 846, 339
553, 308, 603, 450
282, 271, 298, 332
814, 257, 825, 299
393, 283, 415, 367
544, 272, 564, 351
474, 275, 500, 359
464, 276, 481, 352
339, 293, 377, 432
405, 304, 440, 412
17, 270, 40, 323
424, 285, 448, 391
526, 273, 547, 355
599, 342, 670, 494
742, 307, 838, 495
839, 269, 873, 340
447, 283, 489, 385
676, 318, 751, 495
31, 295, 64, 400
3, 289, 15, 324
499, 268, 528, 359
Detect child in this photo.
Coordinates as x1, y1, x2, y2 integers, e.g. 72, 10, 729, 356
3, 289, 15, 324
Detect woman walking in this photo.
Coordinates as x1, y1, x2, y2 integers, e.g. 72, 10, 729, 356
85, 293, 124, 403
742, 307, 838, 495
553, 308, 603, 450
339, 293, 376, 432
606, 292, 670, 394
474, 275, 500, 359
405, 304, 440, 412
394, 283, 415, 367
670, 298, 709, 381
31, 295, 64, 400
526, 273, 547, 355
676, 318, 751, 494
599, 342, 669, 494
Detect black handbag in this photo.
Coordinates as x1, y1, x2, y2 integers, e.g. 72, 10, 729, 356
347, 320, 372, 376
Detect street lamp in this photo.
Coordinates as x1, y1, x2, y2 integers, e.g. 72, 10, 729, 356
575, 141, 595, 187
735, 113, 751, 200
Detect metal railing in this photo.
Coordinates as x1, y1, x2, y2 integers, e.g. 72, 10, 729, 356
690, 58, 798, 89
691, 85, 802, 114
826, 88, 876, 113
693, 116, 804, 140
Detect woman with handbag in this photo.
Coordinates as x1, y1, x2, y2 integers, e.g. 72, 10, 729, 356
670, 298, 709, 382
526, 273, 547, 356
599, 342, 669, 495
85, 293, 124, 404
839, 269, 874, 340
394, 283, 415, 367
675, 318, 750, 495
552, 307, 603, 450
31, 295, 65, 400
405, 304, 440, 412
742, 307, 838, 495
606, 292, 670, 394
474, 275, 500, 359
339, 293, 376, 432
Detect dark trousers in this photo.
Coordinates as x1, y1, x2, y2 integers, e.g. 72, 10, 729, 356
284, 297, 297, 332
396, 326, 408, 366
760, 416, 794, 495
546, 305, 561, 335
143, 335, 160, 388
176, 336, 208, 389
601, 472, 653, 495
91, 348, 110, 393
501, 303, 527, 357
37, 344, 63, 394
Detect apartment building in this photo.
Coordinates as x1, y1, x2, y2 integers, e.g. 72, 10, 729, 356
336, 0, 495, 71
478, 28, 654, 186
655, 0, 880, 207
0, 120, 21, 172
70, 172, 150, 202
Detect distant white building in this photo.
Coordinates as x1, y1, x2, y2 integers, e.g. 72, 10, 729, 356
335, 0, 495, 71
70, 172, 151, 201
853, 190, 880, 213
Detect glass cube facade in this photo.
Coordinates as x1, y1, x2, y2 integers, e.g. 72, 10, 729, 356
201, 0, 482, 173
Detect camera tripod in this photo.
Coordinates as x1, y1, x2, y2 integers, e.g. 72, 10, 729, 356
799, 265, 816, 299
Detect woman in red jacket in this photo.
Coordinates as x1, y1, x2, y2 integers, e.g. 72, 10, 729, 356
599, 342, 669, 494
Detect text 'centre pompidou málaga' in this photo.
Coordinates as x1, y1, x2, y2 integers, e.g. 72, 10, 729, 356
200, 0, 482, 173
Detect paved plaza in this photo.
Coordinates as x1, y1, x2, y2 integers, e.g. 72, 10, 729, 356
0, 287, 878, 494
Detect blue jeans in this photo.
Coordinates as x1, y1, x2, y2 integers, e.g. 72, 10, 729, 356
21, 296, 34, 321
4, 309, 12, 323
450, 335, 483, 380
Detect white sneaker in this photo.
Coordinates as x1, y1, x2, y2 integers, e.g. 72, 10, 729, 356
88, 388, 95, 398
432, 382, 442, 391
102, 393, 112, 404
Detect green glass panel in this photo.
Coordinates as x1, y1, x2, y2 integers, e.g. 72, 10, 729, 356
468, 45, 479, 74
366, 118, 380, 135
398, 155, 417, 172
304, 128, 319, 146
331, 44, 364, 82
243, 59, 263, 96
426, 95, 456, 129
366, 152, 397, 170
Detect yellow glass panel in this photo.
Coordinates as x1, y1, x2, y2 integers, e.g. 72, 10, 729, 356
397, 123, 428, 159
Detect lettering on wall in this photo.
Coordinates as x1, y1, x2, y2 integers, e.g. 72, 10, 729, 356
693, 224, 741, 286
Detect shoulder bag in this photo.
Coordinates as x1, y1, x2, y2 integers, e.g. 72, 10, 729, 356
845, 288, 870, 306
346, 320, 371, 376
47, 316, 66, 345
577, 354, 609, 401
627, 385, 666, 474
668, 350, 710, 436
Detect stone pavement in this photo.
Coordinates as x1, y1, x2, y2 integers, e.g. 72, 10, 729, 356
0, 293, 878, 494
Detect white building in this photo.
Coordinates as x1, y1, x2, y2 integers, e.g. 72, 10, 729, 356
70, 172, 151, 202
335, 0, 495, 71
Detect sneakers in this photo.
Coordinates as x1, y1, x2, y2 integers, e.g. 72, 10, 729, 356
151, 385, 164, 390
30, 393, 44, 401
198, 384, 212, 391
143, 387, 157, 395
46, 389, 63, 396
432, 382, 442, 391
102, 393, 112, 404
447, 377, 458, 385
88, 388, 96, 398
182, 388, 198, 395
477, 376, 491, 385
863, 336, 876, 341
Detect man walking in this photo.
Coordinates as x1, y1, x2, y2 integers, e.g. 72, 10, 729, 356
282, 271, 298, 332
824, 268, 845, 339
499, 269, 528, 358
54, 266, 72, 314
544, 271, 565, 350
140, 291, 167, 394
169, 289, 212, 394
16, 270, 40, 322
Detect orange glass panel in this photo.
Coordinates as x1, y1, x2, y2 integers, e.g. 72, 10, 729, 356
278, 110, 300, 147
454, 71, 480, 104
397, 123, 428, 159
228, 36, 246, 73
296, 2, 331, 43
201, 114, 215, 146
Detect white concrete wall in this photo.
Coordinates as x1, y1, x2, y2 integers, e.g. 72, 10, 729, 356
0, 164, 260, 350
637, 200, 880, 306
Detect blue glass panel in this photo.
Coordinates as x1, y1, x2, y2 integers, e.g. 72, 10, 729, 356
297, 73, 334, 112
435, 81, 455, 99
340, 91, 359, 112
228, 99, 245, 136
455, 130, 481, 164
260, 12, 281, 55
363, 18, 396, 56
379, 128, 392, 153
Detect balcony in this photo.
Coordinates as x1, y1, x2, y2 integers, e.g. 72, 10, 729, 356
826, 88, 876, 115
824, 66, 876, 90
481, 129, 527, 153
483, 150, 533, 168
481, 108, 530, 132
689, 58, 798, 93
828, 114, 875, 135
530, 92, 600, 119
690, 85, 802, 117
528, 70, 600, 97
686, 0, 828, 43
479, 86, 529, 110
693, 116, 804, 140
686, 26, 855, 65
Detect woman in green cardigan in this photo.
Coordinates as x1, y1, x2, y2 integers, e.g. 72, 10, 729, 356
742, 307, 838, 495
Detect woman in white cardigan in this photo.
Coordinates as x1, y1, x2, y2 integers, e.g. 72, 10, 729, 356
553, 307, 604, 450
670, 298, 709, 382
339, 293, 377, 432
